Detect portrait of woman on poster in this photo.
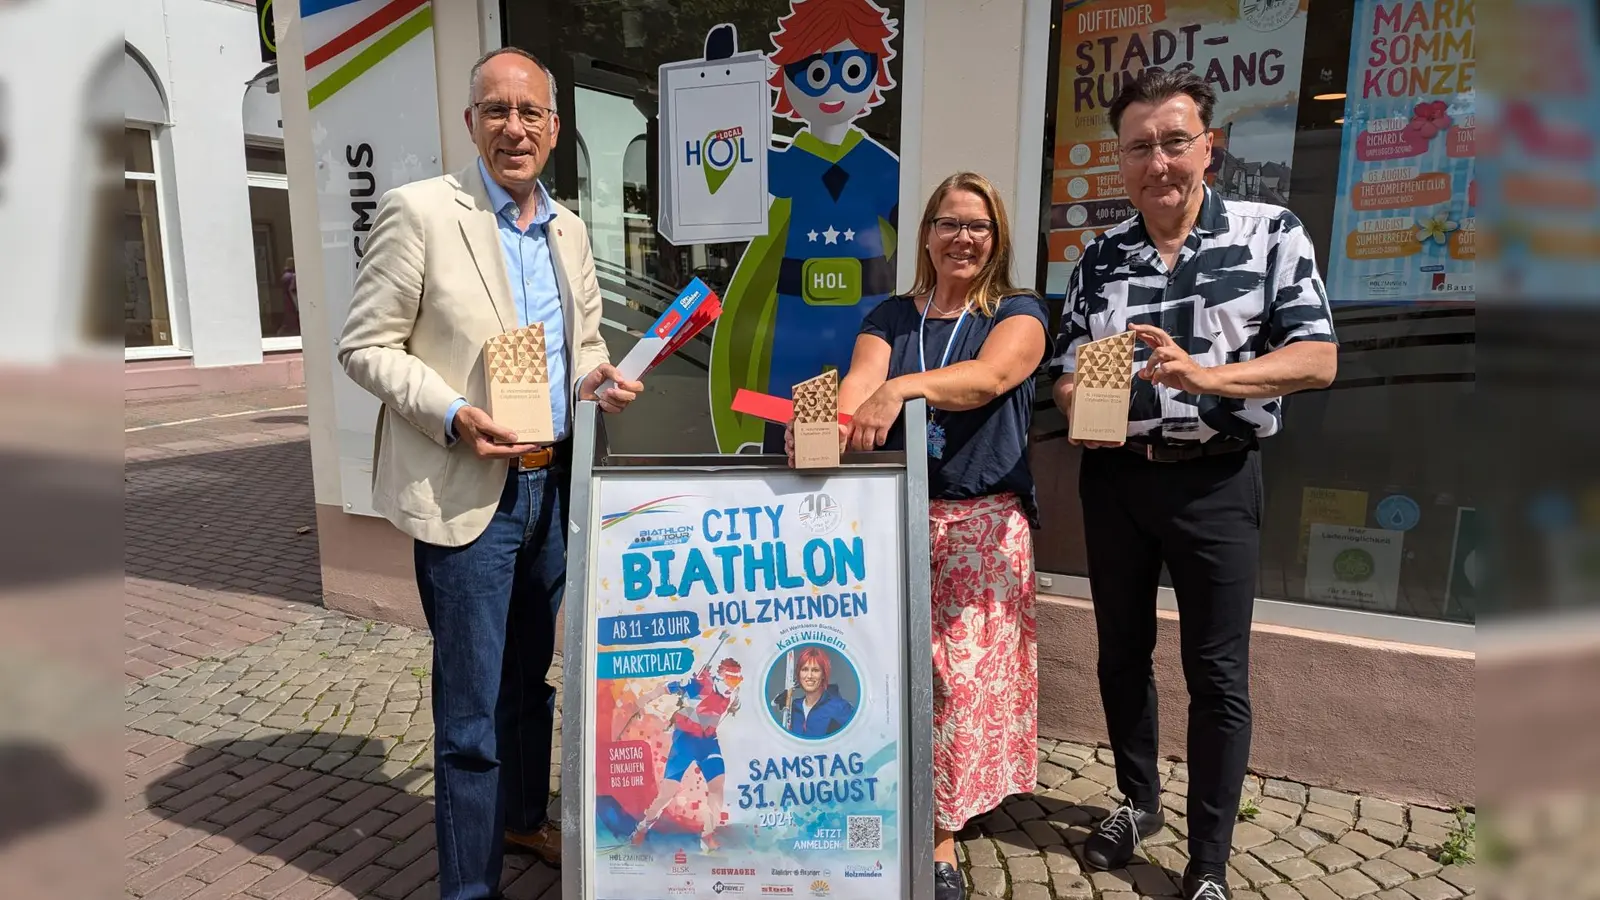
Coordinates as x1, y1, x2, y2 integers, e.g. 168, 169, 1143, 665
771, 646, 856, 738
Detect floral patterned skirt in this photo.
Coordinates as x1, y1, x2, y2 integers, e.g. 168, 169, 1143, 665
929, 493, 1039, 831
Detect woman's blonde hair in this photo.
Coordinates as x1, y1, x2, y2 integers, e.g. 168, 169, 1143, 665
909, 171, 1034, 316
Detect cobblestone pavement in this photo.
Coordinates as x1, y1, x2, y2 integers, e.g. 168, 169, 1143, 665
127, 614, 1478, 900
124, 388, 321, 679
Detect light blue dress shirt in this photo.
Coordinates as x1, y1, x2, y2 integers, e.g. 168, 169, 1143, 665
446, 159, 571, 443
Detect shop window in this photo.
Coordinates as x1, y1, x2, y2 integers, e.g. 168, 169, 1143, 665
1034, 1, 1476, 624
124, 127, 173, 348
246, 144, 300, 344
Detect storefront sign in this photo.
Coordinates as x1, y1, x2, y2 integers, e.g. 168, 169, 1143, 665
1045, 0, 1310, 296
258, 0, 277, 63
657, 46, 772, 245
1326, 0, 1476, 304
1305, 523, 1405, 613
588, 473, 906, 900
300, 0, 443, 516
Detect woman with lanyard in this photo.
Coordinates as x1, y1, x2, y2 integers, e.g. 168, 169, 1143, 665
786, 172, 1050, 900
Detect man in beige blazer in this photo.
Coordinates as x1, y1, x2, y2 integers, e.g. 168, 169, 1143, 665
339, 47, 642, 900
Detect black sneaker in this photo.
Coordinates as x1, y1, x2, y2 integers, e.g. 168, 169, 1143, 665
1182, 867, 1231, 900
1083, 803, 1165, 870
934, 861, 965, 900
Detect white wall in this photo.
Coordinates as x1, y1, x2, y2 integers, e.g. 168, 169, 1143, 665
163, 0, 272, 368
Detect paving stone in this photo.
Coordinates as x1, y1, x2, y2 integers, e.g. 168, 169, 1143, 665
1402, 824, 1453, 852
1309, 789, 1358, 812
1339, 830, 1393, 859
1078, 762, 1119, 787
1042, 845, 1080, 874
1307, 803, 1357, 825
1435, 864, 1475, 895
1233, 821, 1276, 851
1300, 813, 1352, 840
1407, 808, 1459, 830
1310, 844, 1364, 873
1357, 819, 1407, 847
1358, 859, 1411, 890
1051, 872, 1093, 900
1358, 798, 1406, 826
1255, 810, 1297, 834
1271, 856, 1326, 883
1284, 827, 1330, 853
1295, 880, 1344, 900
1321, 867, 1382, 898
1264, 780, 1309, 806
1147, 845, 1188, 875
1129, 862, 1178, 896
1252, 841, 1301, 864
1233, 852, 1283, 889
1021, 819, 1063, 850
1263, 885, 1306, 900
968, 866, 1006, 897
1008, 855, 1049, 883
1090, 870, 1135, 893
1261, 797, 1304, 819
1401, 876, 1462, 900
1005, 797, 1047, 823
1382, 848, 1441, 878
961, 838, 1000, 868
1036, 762, 1070, 789
1010, 884, 1050, 900
991, 829, 1038, 857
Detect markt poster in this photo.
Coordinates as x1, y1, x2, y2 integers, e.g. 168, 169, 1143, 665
588, 474, 905, 900
1045, 0, 1311, 296
1326, 0, 1476, 304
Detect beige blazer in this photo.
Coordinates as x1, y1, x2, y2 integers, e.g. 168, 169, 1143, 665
338, 162, 610, 547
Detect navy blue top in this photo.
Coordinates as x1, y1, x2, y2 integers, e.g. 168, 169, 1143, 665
860, 293, 1051, 525
772, 685, 855, 738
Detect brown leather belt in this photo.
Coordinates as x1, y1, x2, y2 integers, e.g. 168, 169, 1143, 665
516, 446, 556, 471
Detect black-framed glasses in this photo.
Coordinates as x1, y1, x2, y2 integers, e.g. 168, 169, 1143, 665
930, 217, 995, 240
473, 101, 554, 128
1119, 133, 1204, 162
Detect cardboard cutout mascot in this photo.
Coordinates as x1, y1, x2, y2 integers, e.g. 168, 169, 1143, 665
706, 0, 901, 452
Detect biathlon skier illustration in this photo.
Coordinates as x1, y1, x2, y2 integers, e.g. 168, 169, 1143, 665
705, 0, 902, 452
626, 634, 745, 851
771, 645, 855, 738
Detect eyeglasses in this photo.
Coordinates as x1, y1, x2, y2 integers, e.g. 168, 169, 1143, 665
1119, 133, 1205, 162
473, 101, 554, 129
782, 49, 880, 98
930, 217, 995, 240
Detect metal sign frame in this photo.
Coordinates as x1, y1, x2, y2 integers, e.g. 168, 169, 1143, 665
560, 399, 935, 900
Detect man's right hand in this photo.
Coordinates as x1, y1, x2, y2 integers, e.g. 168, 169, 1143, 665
1051, 377, 1122, 450
452, 405, 544, 459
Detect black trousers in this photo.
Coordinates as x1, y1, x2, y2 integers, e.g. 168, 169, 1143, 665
1079, 445, 1262, 868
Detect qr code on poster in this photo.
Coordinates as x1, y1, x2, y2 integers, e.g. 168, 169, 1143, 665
847, 815, 882, 850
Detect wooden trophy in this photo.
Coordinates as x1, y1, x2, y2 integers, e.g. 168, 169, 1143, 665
1069, 330, 1137, 445
484, 324, 555, 444
791, 370, 841, 469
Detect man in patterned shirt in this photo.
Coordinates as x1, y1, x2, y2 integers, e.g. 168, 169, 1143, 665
1049, 69, 1337, 900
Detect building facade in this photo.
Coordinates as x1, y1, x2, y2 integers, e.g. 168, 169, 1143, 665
278, 0, 1476, 804
124, 0, 304, 398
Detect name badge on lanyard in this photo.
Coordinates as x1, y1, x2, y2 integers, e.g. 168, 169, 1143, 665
919, 297, 970, 460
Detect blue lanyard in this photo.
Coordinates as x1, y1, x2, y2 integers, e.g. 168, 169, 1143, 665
918, 295, 971, 373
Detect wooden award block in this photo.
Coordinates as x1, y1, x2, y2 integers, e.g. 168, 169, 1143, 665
791, 370, 841, 469
1070, 330, 1136, 445
484, 324, 555, 444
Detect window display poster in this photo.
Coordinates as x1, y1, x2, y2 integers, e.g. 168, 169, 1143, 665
589, 473, 906, 900
1326, 0, 1476, 304
1305, 523, 1405, 613
1045, 0, 1311, 297
1297, 487, 1369, 564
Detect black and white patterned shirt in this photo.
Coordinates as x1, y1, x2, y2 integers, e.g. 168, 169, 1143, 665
1050, 188, 1337, 443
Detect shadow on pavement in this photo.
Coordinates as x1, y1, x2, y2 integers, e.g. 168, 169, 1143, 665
0, 740, 106, 851
0, 448, 122, 590
137, 734, 559, 900
125, 441, 323, 606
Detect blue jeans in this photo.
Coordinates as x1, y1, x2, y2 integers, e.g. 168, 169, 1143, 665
415, 462, 568, 900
